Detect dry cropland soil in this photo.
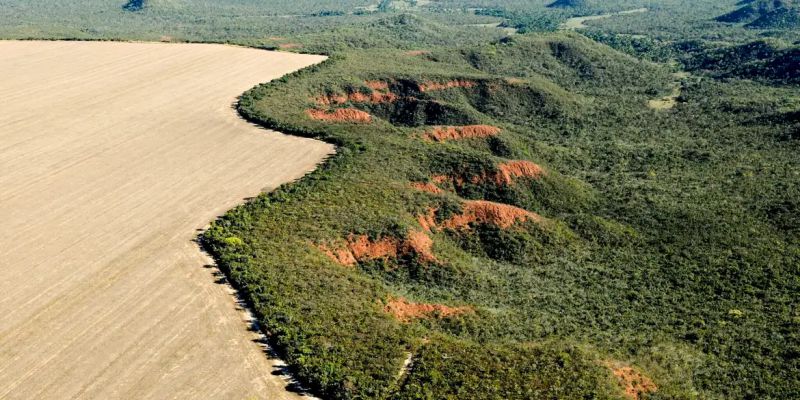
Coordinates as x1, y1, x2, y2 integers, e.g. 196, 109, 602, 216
0, 41, 333, 399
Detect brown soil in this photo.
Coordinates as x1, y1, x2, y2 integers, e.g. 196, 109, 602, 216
491, 160, 545, 185
405, 50, 431, 56
365, 80, 390, 91
278, 43, 302, 49
443, 200, 541, 229
422, 125, 501, 142
384, 297, 473, 322
306, 108, 372, 123
604, 362, 658, 400
418, 79, 477, 92
410, 182, 443, 194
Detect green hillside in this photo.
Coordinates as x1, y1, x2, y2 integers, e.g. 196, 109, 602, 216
716, 0, 800, 28
202, 16, 800, 399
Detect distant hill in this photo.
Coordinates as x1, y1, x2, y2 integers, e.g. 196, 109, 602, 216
748, 4, 800, 27
679, 39, 800, 84
716, 0, 800, 28
546, 0, 589, 8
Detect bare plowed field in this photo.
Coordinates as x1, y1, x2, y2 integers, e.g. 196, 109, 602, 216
0, 41, 332, 399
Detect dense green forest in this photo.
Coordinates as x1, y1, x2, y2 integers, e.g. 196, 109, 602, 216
2, 0, 798, 399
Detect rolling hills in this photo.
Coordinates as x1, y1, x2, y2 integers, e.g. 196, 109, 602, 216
203, 21, 800, 399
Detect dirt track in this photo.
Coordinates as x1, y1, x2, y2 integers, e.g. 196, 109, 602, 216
0, 41, 332, 399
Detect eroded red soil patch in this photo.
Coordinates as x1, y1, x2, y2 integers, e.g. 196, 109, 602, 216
365, 80, 390, 91
352, 91, 397, 104
317, 243, 358, 267
315, 91, 397, 106
417, 208, 438, 233
422, 125, 501, 142
418, 79, 477, 92
384, 297, 473, 322
491, 160, 545, 185
420, 160, 543, 191
348, 235, 399, 260
402, 230, 438, 263
315, 93, 349, 106
604, 362, 658, 400
320, 231, 438, 266
306, 108, 372, 123
443, 200, 541, 229
410, 181, 443, 194
431, 175, 449, 184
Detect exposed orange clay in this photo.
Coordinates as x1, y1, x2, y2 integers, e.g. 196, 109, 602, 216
317, 243, 357, 267
373, 91, 397, 103
365, 80, 390, 91
321, 231, 439, 266
348, 91, 397, 104
429, 174, 470, 188
410, 182, 443, 194
422, 125, 501, 142
402, 230, 438, 263
425, 160, 543, 190
315, 93, 348, 106
306, 108, 372, 123
384, 297, 473, 322
442, 200, 541, 230
417, 208, 438, 233
347, 234, 399, 260
605, 363, 658, 400
418, 80, 477, 92
316, 91, 396, 106
430, 175, 449, 184
491, 160, 545, 185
